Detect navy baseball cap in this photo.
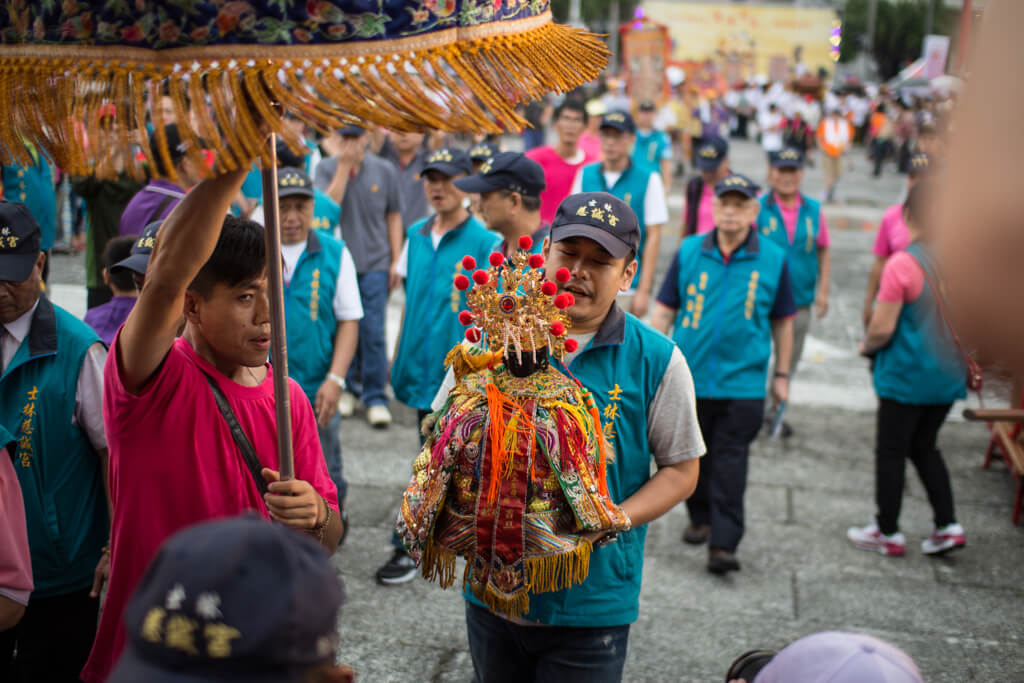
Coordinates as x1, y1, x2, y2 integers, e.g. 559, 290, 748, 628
420, 148, 473, 178
550, 192, 639, 259
277, 167, 315, 200
907, 151, 930, 176
109, 515, 344, 683
715, 173, 760, 199
468, 141, 499, 163
453, 152, 546, 197
599, 111, 636, 134
337, 124, 365, 137
110, 221, 161, 276
769, 147, 805, 169
0, 201, 41, 282
695, 135, 729, 171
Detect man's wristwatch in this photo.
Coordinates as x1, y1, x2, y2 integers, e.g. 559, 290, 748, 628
327, 373, 346, 389
774, 372, 790, 379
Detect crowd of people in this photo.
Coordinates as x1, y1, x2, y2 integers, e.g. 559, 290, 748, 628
0, 71, 969, 682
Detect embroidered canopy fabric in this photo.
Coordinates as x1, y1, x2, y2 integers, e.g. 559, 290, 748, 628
0, 0, 609, 178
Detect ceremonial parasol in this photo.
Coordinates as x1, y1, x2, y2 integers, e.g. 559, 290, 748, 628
0, 1, 608, 477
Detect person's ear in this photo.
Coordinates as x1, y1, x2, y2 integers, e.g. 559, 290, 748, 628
102, 268, 111, 287
620, 258, 638, 292
35, 250, 46, 276
542, 236, 550, 259
183, 289, 203, 326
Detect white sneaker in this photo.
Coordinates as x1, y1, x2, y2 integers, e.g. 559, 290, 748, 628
846, 521, 906, 556
338, 391, 356, 418
921, 523, 966, 555
367, 404, 392, 429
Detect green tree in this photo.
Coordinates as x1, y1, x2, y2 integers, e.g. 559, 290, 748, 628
840, 0, 952, 79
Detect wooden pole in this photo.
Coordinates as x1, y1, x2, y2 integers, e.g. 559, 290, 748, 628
260, 133, 294, 480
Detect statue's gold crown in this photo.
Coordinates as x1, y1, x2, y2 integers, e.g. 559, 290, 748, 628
454, 237, 576, 358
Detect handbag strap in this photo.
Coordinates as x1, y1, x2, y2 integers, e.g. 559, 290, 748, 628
911, 248, 984, 398
200, 369, 270, 498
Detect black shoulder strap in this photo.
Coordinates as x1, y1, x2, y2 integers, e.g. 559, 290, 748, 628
145, 193, 177, 227
200, 369, 269, 499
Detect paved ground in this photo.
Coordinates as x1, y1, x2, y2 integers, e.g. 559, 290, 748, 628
48, 138, 1023, 681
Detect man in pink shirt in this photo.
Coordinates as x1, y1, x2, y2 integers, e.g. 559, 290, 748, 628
526, 100, 597, 224
757, 147, 831, 436
0, 427, 32, 636
682, 136, 731, 236
862, 152, 931, 327
82, 166, 343, 682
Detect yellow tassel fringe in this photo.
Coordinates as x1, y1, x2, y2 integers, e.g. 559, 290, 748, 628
0, 16, 609, 180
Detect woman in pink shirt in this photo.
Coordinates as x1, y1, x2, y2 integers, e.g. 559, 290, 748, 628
862, 152, 930, 327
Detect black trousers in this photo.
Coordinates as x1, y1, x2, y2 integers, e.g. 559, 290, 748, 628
875, 399, 958, 535
686, 398, 764, 552
0, 586, 99, 682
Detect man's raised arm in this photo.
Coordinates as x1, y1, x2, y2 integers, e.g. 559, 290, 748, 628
118, 168, 250, 394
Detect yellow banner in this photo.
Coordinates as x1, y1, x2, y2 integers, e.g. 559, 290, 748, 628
643, 2, 839, 81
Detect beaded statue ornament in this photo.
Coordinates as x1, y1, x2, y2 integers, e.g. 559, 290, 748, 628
396, 236, 629, 618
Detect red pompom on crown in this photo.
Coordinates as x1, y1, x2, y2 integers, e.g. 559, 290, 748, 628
472, 270, 489, 285
518, 235, 533, 250
489, 252, 505, 267
458, 310, 474, 326
549, 321, 566, 336
553, 294, 570, 310
564, 293, 575, 306
454, 274, 470, 291
465, 327, 482, 343
528, 254, 545, 269
563, 338, 579, 353
462, 256, 477, 270
541, 281, 558, 296
555, 267, 571, 283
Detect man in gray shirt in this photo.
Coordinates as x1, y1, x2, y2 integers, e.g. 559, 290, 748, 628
315, 125, 403, 428
378, 130, 432, 228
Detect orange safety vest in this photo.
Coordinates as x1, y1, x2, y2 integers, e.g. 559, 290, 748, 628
817, 118, 852, 157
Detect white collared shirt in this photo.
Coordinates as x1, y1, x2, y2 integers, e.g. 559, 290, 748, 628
2, 298, 108, 451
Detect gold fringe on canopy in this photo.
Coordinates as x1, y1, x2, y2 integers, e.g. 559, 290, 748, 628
0, 13, 608, 181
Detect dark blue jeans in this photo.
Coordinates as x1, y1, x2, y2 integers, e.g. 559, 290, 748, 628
686, 398, 764, 552
345, 270, 389, 407
465, 603, 630, 683
317, 412, 346, 506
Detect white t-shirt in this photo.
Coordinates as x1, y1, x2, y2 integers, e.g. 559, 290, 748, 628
393, 230, 443, 279
281, 240, 363, 321
569, 167, 668, 226
758, 111, 785, 152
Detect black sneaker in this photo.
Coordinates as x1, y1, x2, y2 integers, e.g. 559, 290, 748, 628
707, 548, 741, 575
375, 548, 417, 585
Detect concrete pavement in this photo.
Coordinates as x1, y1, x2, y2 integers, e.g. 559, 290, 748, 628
46, 138, 1023, 682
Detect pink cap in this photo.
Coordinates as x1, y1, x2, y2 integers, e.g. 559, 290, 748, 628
756, 631, 924, 683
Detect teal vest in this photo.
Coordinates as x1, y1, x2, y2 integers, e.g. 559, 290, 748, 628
0, 297, 108, 598
3, 153, 56, 251
284, 230, 344, 404
580, 162, 651, 289
873, 244, 967, 405
391, 215, 500, 411
632, 129, 669, 174
757, 193, 821, 307
464, 306, 676, 626
672, 230, 788, 399
311, 189, 340, 233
